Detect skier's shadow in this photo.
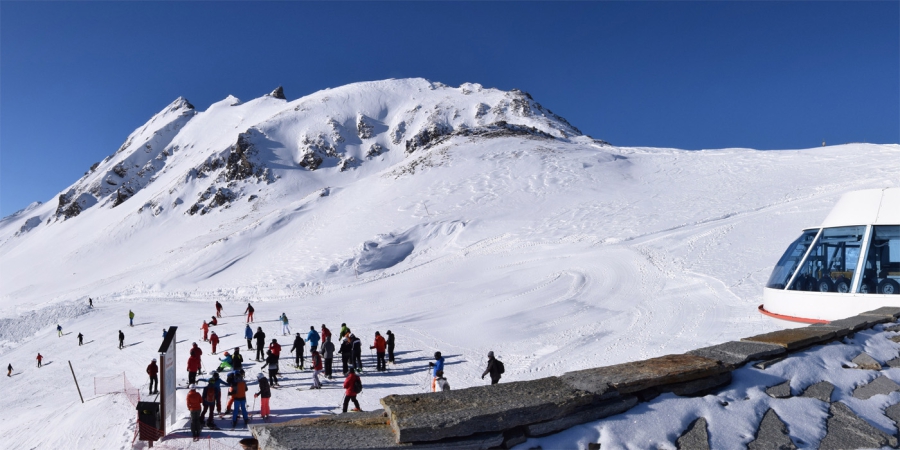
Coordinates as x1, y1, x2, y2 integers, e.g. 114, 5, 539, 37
83, 340, 95, 345
62, 332, 72, 336
125, 341, 144, 347
133, 322, 153, 326
217, 333, 235, 339
176, 340, 188, 344
42, 361, 54, 367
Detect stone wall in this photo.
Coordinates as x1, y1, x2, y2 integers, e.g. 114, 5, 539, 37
251, 307, 900, 449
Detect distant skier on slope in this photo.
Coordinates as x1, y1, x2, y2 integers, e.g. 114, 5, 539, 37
128, 310, 135, 327
254, 327, 266, 361
320, 324, 331, 352
36, 353, 43, 368
254, 373, 272, 421
339, 323, 350, 340
8, 363, 13, 376
57, 324, 62, 337
215, 301, 223, 318
244, 325, 253, 350
230, 374, 250, 429
279, 313, 291, 335
342, 368, 362, 412
323, 336, 335, 379
210, 331, 219, 354
350, 334, 363, 372
265, 350, 280, 387
244, 303, 254, 323
339, 335, 352, 375
306, 326, 320, 354
77, 333, 83, 346
88, 298, 93, 308
428, 352, 445, 392
201, 321, 209, 342
209, 316, 217, 326
370, 331, 386, 372
290, 333, 305, 369
269, 339, 281, 361
386, 330, 396, 365
310, 349, 323, 389
188, 343, 202, 384
118, 330, 125, 349
147, 358, 159, 394
232, 347, 244, 370
481, 351, 504, 385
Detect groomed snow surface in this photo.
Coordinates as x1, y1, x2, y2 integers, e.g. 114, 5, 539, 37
0, 79, 898, 449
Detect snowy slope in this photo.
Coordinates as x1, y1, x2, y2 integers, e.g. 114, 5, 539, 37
0, 78, 898, 449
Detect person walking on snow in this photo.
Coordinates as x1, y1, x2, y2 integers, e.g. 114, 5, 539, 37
350, 334, 363, 372
339, 323, 350, 340
128, 310, 135, 327
188, 343, 202, 384
187, 384, 203, 441
254, 327, 266, 361
200, 380, 218, 429
210, 331, 219, 354
306, 326, 320, 354
323, 337, 335, 379
254, 373, 272, 420
265, 350, 280, 387
244, 324, 254, 350
118, 330, 125, 349
320, 324, 331, 352
310, 349, 323, 389
269, 339, 282, 361
342, 368, 362, 412
7, 363, 12, 376
339, 336, 352, 375
215, 301, 223, 318
201, 320, 209, 342
370, 332, 387, 372
279, 313, 291, 335
244, 303, 254, 323
88, 298, 93, 308
57, 324, 63, 337
36, 353, 43, 368
386, 330, 396, 364
147, 358, 159, 394
210, 371, 227, 415
230, 374, 249, 429
428, 352, 445, 392
290, 333, 305, 369
232, 347, 244, 370
77, 332, 83, 346
481, 351, 505, 385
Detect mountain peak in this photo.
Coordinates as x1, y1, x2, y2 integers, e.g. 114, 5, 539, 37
268, 86, 286, 100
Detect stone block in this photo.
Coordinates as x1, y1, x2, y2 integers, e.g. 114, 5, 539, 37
765, 381, 792, 399
676, 417, 709, 450
381, 377, 596, 444
560, 354, 728, 396
251, 410, 504, 450
884, 324, 900, 333
800, 381, 834, 403
852, 375, 900, 400
501, 428, 527, 449
813, 315, 875, 335
524, 396, 637, 437
887, 357, 900, 368
885, 402, 900, 427
850, 352, 881, 370
742, 327, 836, 350
819, 402, 898, 449
753, 356, 787, 370
687, 341, 785, 367
663, 372, 732, 397
859, 307, 900, 320
748, 409, 796, 450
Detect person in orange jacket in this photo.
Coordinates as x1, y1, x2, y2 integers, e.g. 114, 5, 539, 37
187, 384, 203, 441
201, 321, 209, 342
210, 331, 219, 354
370, 331, 387, 371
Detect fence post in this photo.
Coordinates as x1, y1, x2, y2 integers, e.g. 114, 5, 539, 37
68, 360, 84, 403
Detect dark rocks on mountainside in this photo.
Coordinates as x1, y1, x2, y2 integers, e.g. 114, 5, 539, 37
112, 186, 135, 207
298, 135, 338, 171
55, 193, 82, 219
224, 132, 261, 181
357, 115, 375, 139
366, 143, 384, 158
268, 86, 286, 100
406, 123, 453, 154
338, 157, 358, 172
112, 163, 128, 178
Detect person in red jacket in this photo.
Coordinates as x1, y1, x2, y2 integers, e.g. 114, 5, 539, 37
268, 339, 282, 358
320, 324, 332, 352
147, 358, 159, 394
310, 350, 323, 389
187, 384, 203, 441
215, 301, 223, 318
210, 331, 219, 354
370, 331, 387, 372
201, 321, 209, 342
244, 303, 255, 323
190, 342, 203, 358
188, 343, 202, 384
342, 368, 362, 412
36, 353, 43, 368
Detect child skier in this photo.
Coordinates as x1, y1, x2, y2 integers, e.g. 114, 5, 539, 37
254, 373, 272, 420
210, 331, 219, 354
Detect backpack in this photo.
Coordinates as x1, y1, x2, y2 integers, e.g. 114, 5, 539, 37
204, 386, 215, 403
496, 359, 505, 375
352, 376, 363, 394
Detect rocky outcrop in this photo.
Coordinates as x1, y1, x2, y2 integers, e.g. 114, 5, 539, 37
223, 131, 268, 182
268, 86, 286, 100
357, 114, 375, 139
298, 135, 338, 171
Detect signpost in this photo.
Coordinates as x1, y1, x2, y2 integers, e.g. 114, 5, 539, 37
158, 326, 178, 435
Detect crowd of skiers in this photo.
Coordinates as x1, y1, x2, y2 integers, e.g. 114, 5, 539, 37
10, 298, 507, 440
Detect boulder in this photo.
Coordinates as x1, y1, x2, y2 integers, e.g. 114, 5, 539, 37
818, 402, 898, 449
850, 352, 881, 370
748, 409, 796, 450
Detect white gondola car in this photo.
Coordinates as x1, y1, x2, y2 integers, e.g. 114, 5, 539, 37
761, 187, 900, 323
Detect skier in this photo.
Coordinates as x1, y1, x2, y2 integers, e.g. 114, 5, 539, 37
230, 374, 249, 429
210, 331, 219, 354
279, 313, 291, 335
57, 324, 63, 337
386, 330, 396, 364
339, 335, 352, 375
118, 330, 125, 349
188, 384, 203, 440
129, 310, 135, 327
232, 347, 244, 370
370, 331, 386, 372
190, 342, 203, 359
322, 336, 335, 379
215, 301, 223, 318
254, 373, 271, 421
188, 343, 202, 384
209, 316, 218, 326
342, 368, 362, 412
36, 353, 43, 368
244, 303, 255, 323
162, 329, 167, 339
306, 326, 320, 354
200, 380, 218, 429
320, 324, 332, 352
201, 320, 209, 342
7, 363, 11, 376
88, 298, 93, 308
290, 333, 305, 369
269, 338, 282, 362
435, 370, 451, 391
339, 323, 350, 340
77, 332, 84, 346
217, 352, 233, 372
210, 371, 227, 415
350, 333, 363, 372
253, 327, 266, 361
481, 351, 505, 385
147, 358, 159, 394
310, 349, 323, 389
244, 324, 254, 350
428, 351, 445, 392
265, 350, 280, 387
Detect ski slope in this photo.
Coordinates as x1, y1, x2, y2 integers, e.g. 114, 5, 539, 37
0, 79, 898, 448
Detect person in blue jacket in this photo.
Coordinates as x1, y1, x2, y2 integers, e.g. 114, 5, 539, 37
218, 352, 233, 372
306, 326, 320, 353
428, 351, 445, 392
244, 324, 254, 350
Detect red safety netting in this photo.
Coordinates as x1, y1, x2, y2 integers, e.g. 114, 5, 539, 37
94, 372, 141, 406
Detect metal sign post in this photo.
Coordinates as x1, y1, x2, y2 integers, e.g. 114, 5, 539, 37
158, 326, 177, 435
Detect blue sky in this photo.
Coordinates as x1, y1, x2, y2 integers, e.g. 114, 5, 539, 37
1, 1, 898, 216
